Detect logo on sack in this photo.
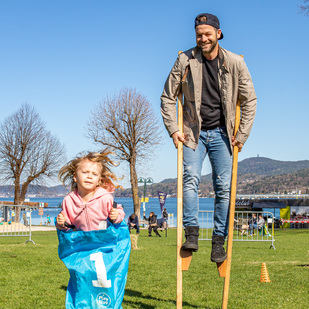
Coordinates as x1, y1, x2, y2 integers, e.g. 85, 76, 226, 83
96, 293, 111, 308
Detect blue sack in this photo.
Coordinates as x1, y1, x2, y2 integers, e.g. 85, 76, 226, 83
57, 220, 131, 309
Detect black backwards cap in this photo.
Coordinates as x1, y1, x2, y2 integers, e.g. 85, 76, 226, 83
194, 13, 223, 40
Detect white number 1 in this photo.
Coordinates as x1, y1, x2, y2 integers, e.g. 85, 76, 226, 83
90, 252, 111, 288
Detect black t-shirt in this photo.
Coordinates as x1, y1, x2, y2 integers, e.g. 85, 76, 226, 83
200, 55, 225, 131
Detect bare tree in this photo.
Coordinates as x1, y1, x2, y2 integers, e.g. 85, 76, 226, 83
87, 88, 162, 217
299, 0, 309, 15
0, 104, 65, 219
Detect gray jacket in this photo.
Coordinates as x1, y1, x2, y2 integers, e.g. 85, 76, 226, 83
161, 46, 257, 151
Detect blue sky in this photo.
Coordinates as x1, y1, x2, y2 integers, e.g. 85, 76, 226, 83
0, 0, 308, 188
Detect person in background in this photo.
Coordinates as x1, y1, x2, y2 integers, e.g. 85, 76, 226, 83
46, 214, 51, 226
143, 211, 161, 237
248, 213, 257, 236
162, 208, 168, 221
11, 209, 15, 222
23, 212, 28, 226
161, 208, 169, 229
127, 213, 140, 236
257, 214, 265, 230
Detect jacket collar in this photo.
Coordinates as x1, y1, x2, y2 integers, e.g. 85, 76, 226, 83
218, 46, 229, 73
191, 46, 202, 62
192, 45, 228, 72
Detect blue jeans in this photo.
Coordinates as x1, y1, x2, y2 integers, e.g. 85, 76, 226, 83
183, 127, 232, 237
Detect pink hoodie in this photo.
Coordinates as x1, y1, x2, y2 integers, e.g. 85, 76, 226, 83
57, 187, 125, 231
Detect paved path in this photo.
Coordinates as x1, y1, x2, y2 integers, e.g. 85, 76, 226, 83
0, 222, 56, 232
31, 225, 56, 231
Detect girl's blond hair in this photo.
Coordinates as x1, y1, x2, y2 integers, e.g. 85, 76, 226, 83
58, 148, 121, 191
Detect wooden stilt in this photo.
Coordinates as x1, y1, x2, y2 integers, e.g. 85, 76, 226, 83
220, 97, 241, 309
176, 81, 184, 309
176, 50, 192, 308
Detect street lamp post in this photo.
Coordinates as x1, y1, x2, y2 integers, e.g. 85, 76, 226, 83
138, 177, 153, 215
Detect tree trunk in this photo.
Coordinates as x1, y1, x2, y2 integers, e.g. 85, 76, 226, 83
13, 182, 30, 224
13, 177, 23, 222
129, 158, 140, 219
20, 182, 29, 204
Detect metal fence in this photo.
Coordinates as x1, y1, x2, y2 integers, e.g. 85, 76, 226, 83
198, 210, 275, 249
0, 204, 35, 244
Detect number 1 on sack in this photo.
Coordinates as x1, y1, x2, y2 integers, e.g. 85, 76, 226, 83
90, 252, 111, 288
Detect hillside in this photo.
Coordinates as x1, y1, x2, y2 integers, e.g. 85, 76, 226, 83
0, 157, 309, 198
0, 184, 69, 198
115, 157, 309, 198
237, 157, 309, 176
237, 167, 309, 195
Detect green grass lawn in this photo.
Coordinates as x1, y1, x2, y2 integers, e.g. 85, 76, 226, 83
0, 228, 308, 308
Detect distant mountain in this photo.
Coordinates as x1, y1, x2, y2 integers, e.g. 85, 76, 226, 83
115, 157, 309, 198
173, 157, 309, 183
0, 157, 309, 198
0, 184, 69, 198
237, 167, 309, 195
237, 157, 309, 176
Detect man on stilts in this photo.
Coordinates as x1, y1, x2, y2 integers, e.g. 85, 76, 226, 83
161, 13, 257, 262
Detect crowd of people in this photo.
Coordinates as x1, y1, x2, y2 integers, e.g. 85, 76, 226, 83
239, 213, 267, 236
127, 207, 169, 237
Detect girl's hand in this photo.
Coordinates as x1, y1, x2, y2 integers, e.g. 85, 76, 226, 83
57, 213, 67, 228
109, 207, 119, 221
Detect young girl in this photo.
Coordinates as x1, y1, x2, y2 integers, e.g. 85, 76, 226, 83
56, 150, 130, 309
56, 149, 125, 231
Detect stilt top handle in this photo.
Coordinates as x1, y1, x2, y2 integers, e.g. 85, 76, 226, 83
178, 51, 184, 137
233, 55, 243, 137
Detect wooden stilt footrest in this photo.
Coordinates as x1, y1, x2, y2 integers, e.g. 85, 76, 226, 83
217, 260, 227, 277
181, 249, 192, 271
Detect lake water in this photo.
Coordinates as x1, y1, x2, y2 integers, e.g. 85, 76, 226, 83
1, 196, 280, 227
0, 197, 215, 227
